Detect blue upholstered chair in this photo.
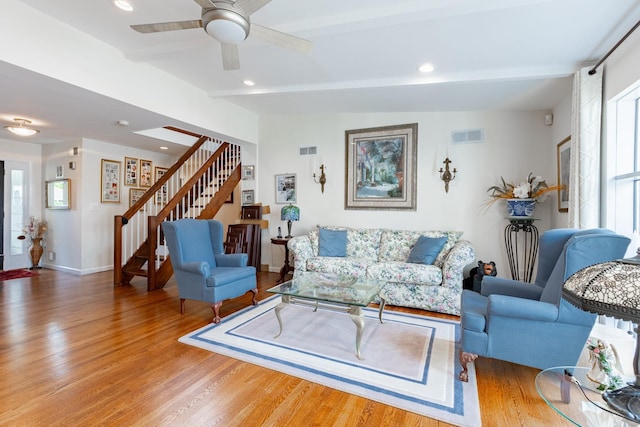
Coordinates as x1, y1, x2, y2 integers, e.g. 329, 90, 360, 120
162, 219, 258, 323
459, 228, 630, 381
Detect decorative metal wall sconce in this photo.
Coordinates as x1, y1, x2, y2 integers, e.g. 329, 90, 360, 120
313, 164, 327, 193
439, 158, 457, 193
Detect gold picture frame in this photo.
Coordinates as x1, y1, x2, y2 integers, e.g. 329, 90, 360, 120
124, 157, 139, 186
101, 159, 121, 203
345, 123, 418, 210
155, 166, 169, 204
129, 188, 146, 208
140, 159, 153, 187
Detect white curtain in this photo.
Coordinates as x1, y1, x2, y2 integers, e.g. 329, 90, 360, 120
568, 67, 603, 229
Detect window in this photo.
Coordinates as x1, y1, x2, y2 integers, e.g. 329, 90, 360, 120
606, 80, 640, 255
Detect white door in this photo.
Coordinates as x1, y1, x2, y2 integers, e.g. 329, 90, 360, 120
3, 161, 30, 270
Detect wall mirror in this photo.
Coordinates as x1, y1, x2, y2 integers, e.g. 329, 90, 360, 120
46, 178, 71, 210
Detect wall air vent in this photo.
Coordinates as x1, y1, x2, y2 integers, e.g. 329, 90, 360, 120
299, 146, 318, 156
451, 128, 484, 145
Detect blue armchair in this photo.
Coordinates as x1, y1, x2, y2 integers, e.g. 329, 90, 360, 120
162, 219, 258, 323
459, 228, 630, 381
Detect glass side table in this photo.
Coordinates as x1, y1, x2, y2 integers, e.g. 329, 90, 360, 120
535, 366, 638, 426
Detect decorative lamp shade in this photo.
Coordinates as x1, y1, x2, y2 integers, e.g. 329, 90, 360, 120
563, 261, 640, 323
281, 205, 300, 222
563, 260, 640, 422
281, 205, 300, 238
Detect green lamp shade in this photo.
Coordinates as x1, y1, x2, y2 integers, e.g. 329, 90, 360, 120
281, 205, 300, 222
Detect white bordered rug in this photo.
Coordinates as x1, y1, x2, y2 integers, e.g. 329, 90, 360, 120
179, 296, 481, 427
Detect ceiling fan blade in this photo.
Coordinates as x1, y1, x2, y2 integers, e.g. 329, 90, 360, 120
221, 43, 240, 70
234, 0, 271, 16
131, 20, 203, 34
193, 0, 215, 8
250, 24, 313, 54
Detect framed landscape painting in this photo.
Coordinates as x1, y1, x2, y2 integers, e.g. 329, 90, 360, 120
556, 136, 571, 212
345, 123, 417, 210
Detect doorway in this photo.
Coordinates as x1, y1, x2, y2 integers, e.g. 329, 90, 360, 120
2, 161, 30, 270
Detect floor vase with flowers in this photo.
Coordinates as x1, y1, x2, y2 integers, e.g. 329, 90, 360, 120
29, 238, 44, 269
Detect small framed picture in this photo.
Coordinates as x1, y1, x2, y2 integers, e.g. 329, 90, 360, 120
129, 188, 146, 207
242, 165, 255, 180
155, 167, 169, 204
124, 157, 139, 186
275, 173, 296, 204
242, 190, 255, 205
101, 159, 121, 203
140, 159, 153, 187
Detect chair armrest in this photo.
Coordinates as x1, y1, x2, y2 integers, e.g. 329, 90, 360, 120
180, 261, 210, 277
215, 253, 248, 267
288, 236, 313, 272
488, 295, 559, 321
441, 240, 475, 289
481, 276, 543, 300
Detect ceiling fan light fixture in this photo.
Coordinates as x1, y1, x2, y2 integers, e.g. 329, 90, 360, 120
4, 118, 40, 137
202, 8, 249, 44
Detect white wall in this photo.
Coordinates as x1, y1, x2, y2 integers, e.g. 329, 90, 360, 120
258, 111, 557, 278
40, 139, 175, 274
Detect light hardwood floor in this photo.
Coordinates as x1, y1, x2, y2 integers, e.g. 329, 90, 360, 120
0, 269, 573, 426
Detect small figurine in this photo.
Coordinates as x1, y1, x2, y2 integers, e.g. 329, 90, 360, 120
463, 260, 497, 292
277, 226, 282, 238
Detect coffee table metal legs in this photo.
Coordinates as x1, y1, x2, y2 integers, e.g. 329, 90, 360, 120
349, 306, 365, 360
273, 295, 290, 339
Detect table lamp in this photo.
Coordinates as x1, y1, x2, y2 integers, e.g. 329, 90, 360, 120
563, 257, 640, 422
280, 204, 300, 238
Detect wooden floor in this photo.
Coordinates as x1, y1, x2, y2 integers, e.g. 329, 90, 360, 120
0, 269, 573, 426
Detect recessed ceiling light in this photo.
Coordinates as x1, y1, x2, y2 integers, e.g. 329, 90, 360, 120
419, 63, 435, 73
243, 80, 255, 86
112, 0, 135, 12
160, 146, 168, 150
4, 118, 40, 137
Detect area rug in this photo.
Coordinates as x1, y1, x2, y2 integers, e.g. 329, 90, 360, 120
179, 296, 481, 427
0, 269, 38, 281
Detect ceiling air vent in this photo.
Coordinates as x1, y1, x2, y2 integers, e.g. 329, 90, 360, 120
451, 128, 484, 145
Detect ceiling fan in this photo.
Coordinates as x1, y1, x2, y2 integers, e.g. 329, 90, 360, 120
130, 0, 313, 71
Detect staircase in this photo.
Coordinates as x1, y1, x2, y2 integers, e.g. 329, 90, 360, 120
114, 135, 242, 291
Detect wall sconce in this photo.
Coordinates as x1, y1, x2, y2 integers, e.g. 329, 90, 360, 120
313, 164, 327, 193
438, 157, 457, 193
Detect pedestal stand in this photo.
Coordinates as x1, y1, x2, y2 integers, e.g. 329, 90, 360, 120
504, 218, 539, 283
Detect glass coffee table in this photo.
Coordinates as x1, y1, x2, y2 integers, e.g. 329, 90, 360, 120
535, 366, 639, 426
267, 272, 386, 360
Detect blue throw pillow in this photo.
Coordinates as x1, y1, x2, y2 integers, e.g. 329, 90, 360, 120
318, 228, 347, 257
407, 236, 448, 265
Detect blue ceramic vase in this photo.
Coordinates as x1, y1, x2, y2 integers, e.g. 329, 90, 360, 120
506, 198, 536, 217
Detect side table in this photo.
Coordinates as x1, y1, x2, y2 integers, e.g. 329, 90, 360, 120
536, 366, 637, 426
504, 217, 539, 283
271, 237, 294, 283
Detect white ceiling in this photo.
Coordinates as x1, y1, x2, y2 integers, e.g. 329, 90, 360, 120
2, 0, 640, 154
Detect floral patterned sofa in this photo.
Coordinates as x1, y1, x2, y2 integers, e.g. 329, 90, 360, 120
287, 227, 475, 315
